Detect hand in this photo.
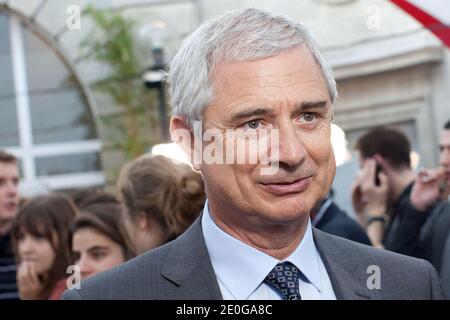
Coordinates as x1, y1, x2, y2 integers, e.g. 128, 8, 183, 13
17, 261, 43, 300
410, 168, 444, 212
359, 159, 389, 218
351, 172, 366, 226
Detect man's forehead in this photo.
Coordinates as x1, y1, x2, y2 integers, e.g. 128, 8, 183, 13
211, 59, 330, 110
212, 48, 325, 86
0, 162, 19, 176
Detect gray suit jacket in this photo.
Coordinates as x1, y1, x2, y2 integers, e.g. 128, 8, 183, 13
62, 216, 446, 300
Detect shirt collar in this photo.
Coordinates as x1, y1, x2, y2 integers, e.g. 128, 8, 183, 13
201, 199, 323, 299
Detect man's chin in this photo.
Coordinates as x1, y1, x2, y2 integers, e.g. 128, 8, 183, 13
256, 199, 312, 222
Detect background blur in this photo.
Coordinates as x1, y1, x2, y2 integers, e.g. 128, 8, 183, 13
1, 0, 449, 216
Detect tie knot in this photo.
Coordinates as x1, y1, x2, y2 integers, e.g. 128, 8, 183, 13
264, 262, 302, 300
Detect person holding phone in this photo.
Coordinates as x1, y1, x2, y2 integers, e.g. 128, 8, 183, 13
387, 120, 450, 298
351, 126, 419, 249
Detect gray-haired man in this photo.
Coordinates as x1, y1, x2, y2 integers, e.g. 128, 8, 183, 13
63, 8, 445, 300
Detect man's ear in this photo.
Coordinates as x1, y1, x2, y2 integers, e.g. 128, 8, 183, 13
170, 116, 201, 171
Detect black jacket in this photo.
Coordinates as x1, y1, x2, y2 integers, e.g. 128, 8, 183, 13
387, 199, 450, 298
389, 200, 450, 271
382, 183, 426, 252
313, 201, 372, 246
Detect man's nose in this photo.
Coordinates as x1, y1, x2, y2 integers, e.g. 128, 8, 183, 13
276, 122, 306, 168
440, 148, 450, 167
6, 180, 18, 197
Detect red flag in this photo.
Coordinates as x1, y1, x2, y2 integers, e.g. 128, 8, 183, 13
390, 0, 450, 47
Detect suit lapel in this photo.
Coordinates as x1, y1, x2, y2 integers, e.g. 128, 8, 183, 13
312, 228, 381, 300
160, 213, 381, 299
160, 214, 223, 299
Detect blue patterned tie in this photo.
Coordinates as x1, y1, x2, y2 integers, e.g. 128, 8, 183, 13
264, 262, 302, 300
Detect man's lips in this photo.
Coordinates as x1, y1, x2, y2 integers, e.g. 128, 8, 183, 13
258, 176, 312, 196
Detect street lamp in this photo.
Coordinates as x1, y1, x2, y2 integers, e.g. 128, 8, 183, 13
139, 20, 170, 142
142, 47, 169, 141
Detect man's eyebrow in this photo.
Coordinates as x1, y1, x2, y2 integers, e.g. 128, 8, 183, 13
229, 107, 272, 122
297, 100, 328, 110
290, 100, 329, 117
229, 100, 329, 123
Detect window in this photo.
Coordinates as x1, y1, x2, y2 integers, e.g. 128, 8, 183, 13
0, 11, 104, 192
0, 13, 19, 147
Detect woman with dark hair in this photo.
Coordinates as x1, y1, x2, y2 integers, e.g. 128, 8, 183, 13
11, 194, 77, 300
70, 201, 135, 280
117, 155, 205, 254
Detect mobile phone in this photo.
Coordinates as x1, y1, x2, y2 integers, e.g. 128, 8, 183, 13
375, 162, 382, 186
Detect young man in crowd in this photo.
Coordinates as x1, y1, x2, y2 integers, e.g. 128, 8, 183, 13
388, 120, 450, 298
0, 150, 20, 300
351, 127, 419, 250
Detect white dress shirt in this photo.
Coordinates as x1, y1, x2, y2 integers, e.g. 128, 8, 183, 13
201, 200, 336, 300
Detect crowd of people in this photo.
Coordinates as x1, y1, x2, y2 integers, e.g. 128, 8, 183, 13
314, 122, 450, 297
0, 153, 205, 299
1, 8, 449, 300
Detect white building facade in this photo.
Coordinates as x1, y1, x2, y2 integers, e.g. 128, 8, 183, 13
1, 0, 448, 212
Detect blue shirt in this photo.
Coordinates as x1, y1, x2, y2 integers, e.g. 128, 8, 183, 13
201, 200, 336, 300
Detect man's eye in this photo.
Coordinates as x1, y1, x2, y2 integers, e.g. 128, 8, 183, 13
302, 112, 317, 122
244, 119, 261, 130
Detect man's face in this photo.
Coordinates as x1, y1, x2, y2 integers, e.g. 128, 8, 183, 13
439, 129, 450, 187
199, 47, 335, 224
0, 162, 20, 225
